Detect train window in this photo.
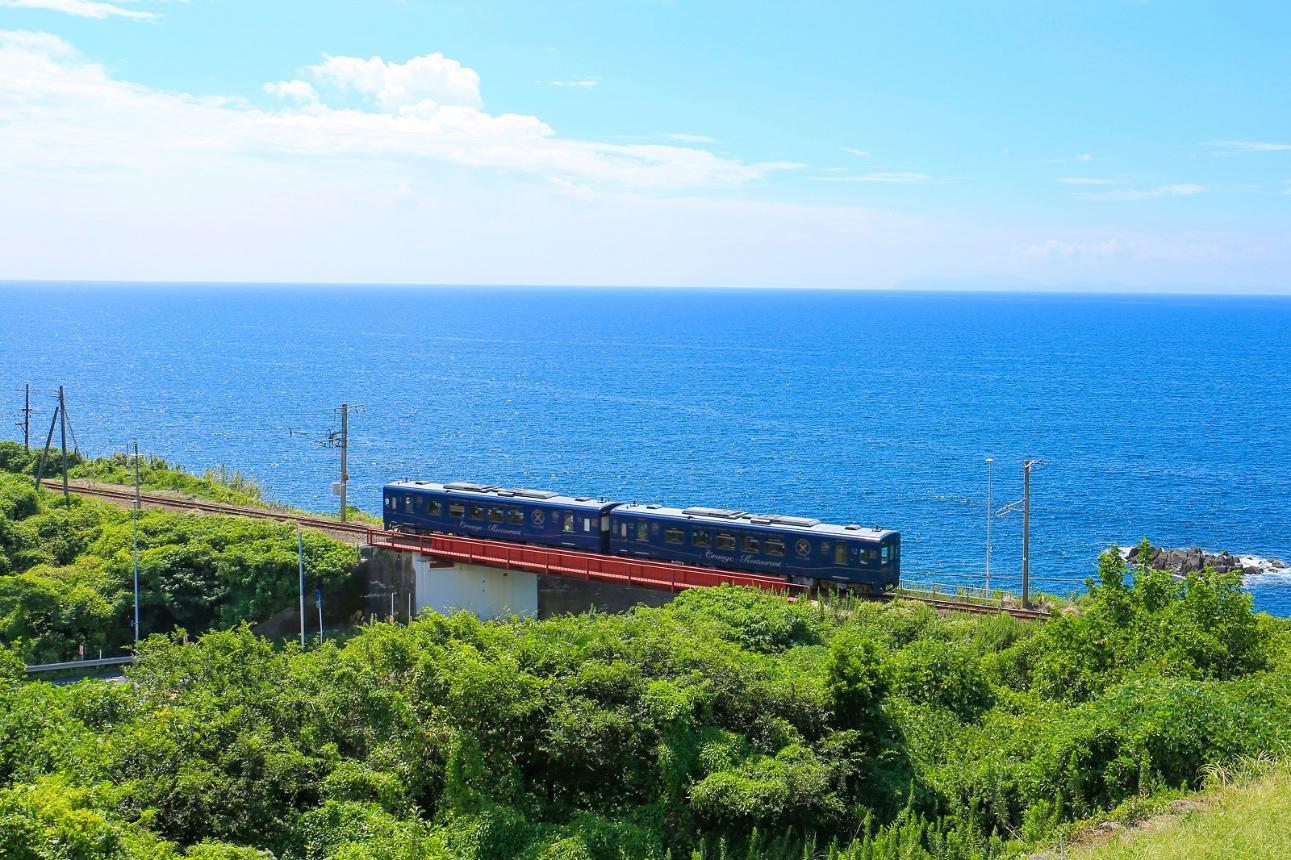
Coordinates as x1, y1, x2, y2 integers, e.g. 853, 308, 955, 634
692, 528, 711, 547
835, 544, 848, 565
468, 504, 485, 520
563, 513, 576, 533
429, 500, 443, 516
765, 537, 785, 556
881, 545, 891, 564
449, 502, 465, 517
507, 509, 525, 525
742, 535, 760, 553
635, 522, 649, 541
664, 527, 684, 544
584, 518, 593, 532
385, 496, 392, 509
488, 507, 504, 522
716, 533, 736, 550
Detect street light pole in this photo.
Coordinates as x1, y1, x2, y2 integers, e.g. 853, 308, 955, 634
985, 457, 994, 595
132, 441, 141, 641
1022, 459, 1041, 609
297, 528, 306, 647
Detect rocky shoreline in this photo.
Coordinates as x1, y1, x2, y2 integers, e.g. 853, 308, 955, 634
1122, 543, 1288, 577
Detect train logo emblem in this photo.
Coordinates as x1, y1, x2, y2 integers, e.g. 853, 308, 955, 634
532, 509, 545, 526
795, 538, 811, 557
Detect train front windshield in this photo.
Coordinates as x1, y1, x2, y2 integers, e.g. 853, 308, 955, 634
880, 537, 900, 572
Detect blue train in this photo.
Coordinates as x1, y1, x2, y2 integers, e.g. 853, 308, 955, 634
383, 480, 900, 591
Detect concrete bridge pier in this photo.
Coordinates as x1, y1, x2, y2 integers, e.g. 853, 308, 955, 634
413, 556, 538, 620
363, 546, 674, 622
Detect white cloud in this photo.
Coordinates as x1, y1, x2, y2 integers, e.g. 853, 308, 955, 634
841, 146, 871, 158
264, 79, 318, 103
1203, 140, 1291, 153
543, 78, 598, 89
1075, 153, 1092, 161
665, 132, 715, 143
2, 31, 1287, 291
1008, 233, 1231, 266
307, 52, 483, 111
0, 0, 153, 18
1055, 177, 1117, 185
1078, 184, 1204, 201
0, 34, 795, 190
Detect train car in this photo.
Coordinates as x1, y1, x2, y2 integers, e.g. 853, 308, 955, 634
608, 504, 900, 590
382, 480, 621, 553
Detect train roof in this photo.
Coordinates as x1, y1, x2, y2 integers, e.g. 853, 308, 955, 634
612, 502, 897, 541
384, 480, 620, 511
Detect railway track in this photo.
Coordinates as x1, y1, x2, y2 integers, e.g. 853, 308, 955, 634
882, 591, 1050, 621
39, 480, 370, 540
44, 481, 1051, 620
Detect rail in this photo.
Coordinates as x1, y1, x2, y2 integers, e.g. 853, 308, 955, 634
39, 480, 370, 537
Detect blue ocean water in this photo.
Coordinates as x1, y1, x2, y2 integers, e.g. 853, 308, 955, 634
1, 284, 1289, 615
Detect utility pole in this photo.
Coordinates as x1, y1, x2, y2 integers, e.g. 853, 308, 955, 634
339, 403, 348, 522
58, 386, 69, 506
22, 384, 30, 451
304, 404, 362, 522
1022, 459, 1041, 609
985, 457, 994, 595
132, 441, 141, 641
315, 588, 323, 645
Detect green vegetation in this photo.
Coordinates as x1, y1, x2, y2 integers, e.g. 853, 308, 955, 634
0, 441, 266, 507
0, 444, 359, 664
1048, 758, 1291, 859
0, 542, 1287, 859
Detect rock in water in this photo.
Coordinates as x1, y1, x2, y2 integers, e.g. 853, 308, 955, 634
1123, 543, 1275, 576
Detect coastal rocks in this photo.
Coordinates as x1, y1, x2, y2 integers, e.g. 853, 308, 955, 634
1125, 543, 1288, 577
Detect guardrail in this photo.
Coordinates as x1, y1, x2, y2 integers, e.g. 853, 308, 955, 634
369, 529, 809, 595
25, 655, 134, 674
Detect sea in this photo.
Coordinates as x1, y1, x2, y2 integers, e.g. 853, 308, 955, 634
1, 284, 1288, 616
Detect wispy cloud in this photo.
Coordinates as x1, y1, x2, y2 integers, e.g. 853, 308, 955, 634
543, 78, 599, 89
1078, 184, 1204, 201
1056, 177, 1117, 185
0, 0, 154, 18
1075, 153, 1092, 162
840, 146, 871, 158
264, 79, 318, 103
820, 171, 930, 183
665, 132, 716, 144
1203, 140, 1291, 153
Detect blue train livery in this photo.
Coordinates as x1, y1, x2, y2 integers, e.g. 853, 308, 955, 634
382, 481, 620, 553
608, 504, 899, 590
383, 479, 901, 590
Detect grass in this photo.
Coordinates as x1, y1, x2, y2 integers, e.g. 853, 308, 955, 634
1047, 763, 1291, 859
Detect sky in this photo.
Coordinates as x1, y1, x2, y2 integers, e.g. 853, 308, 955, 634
0, 1, 1289, 291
